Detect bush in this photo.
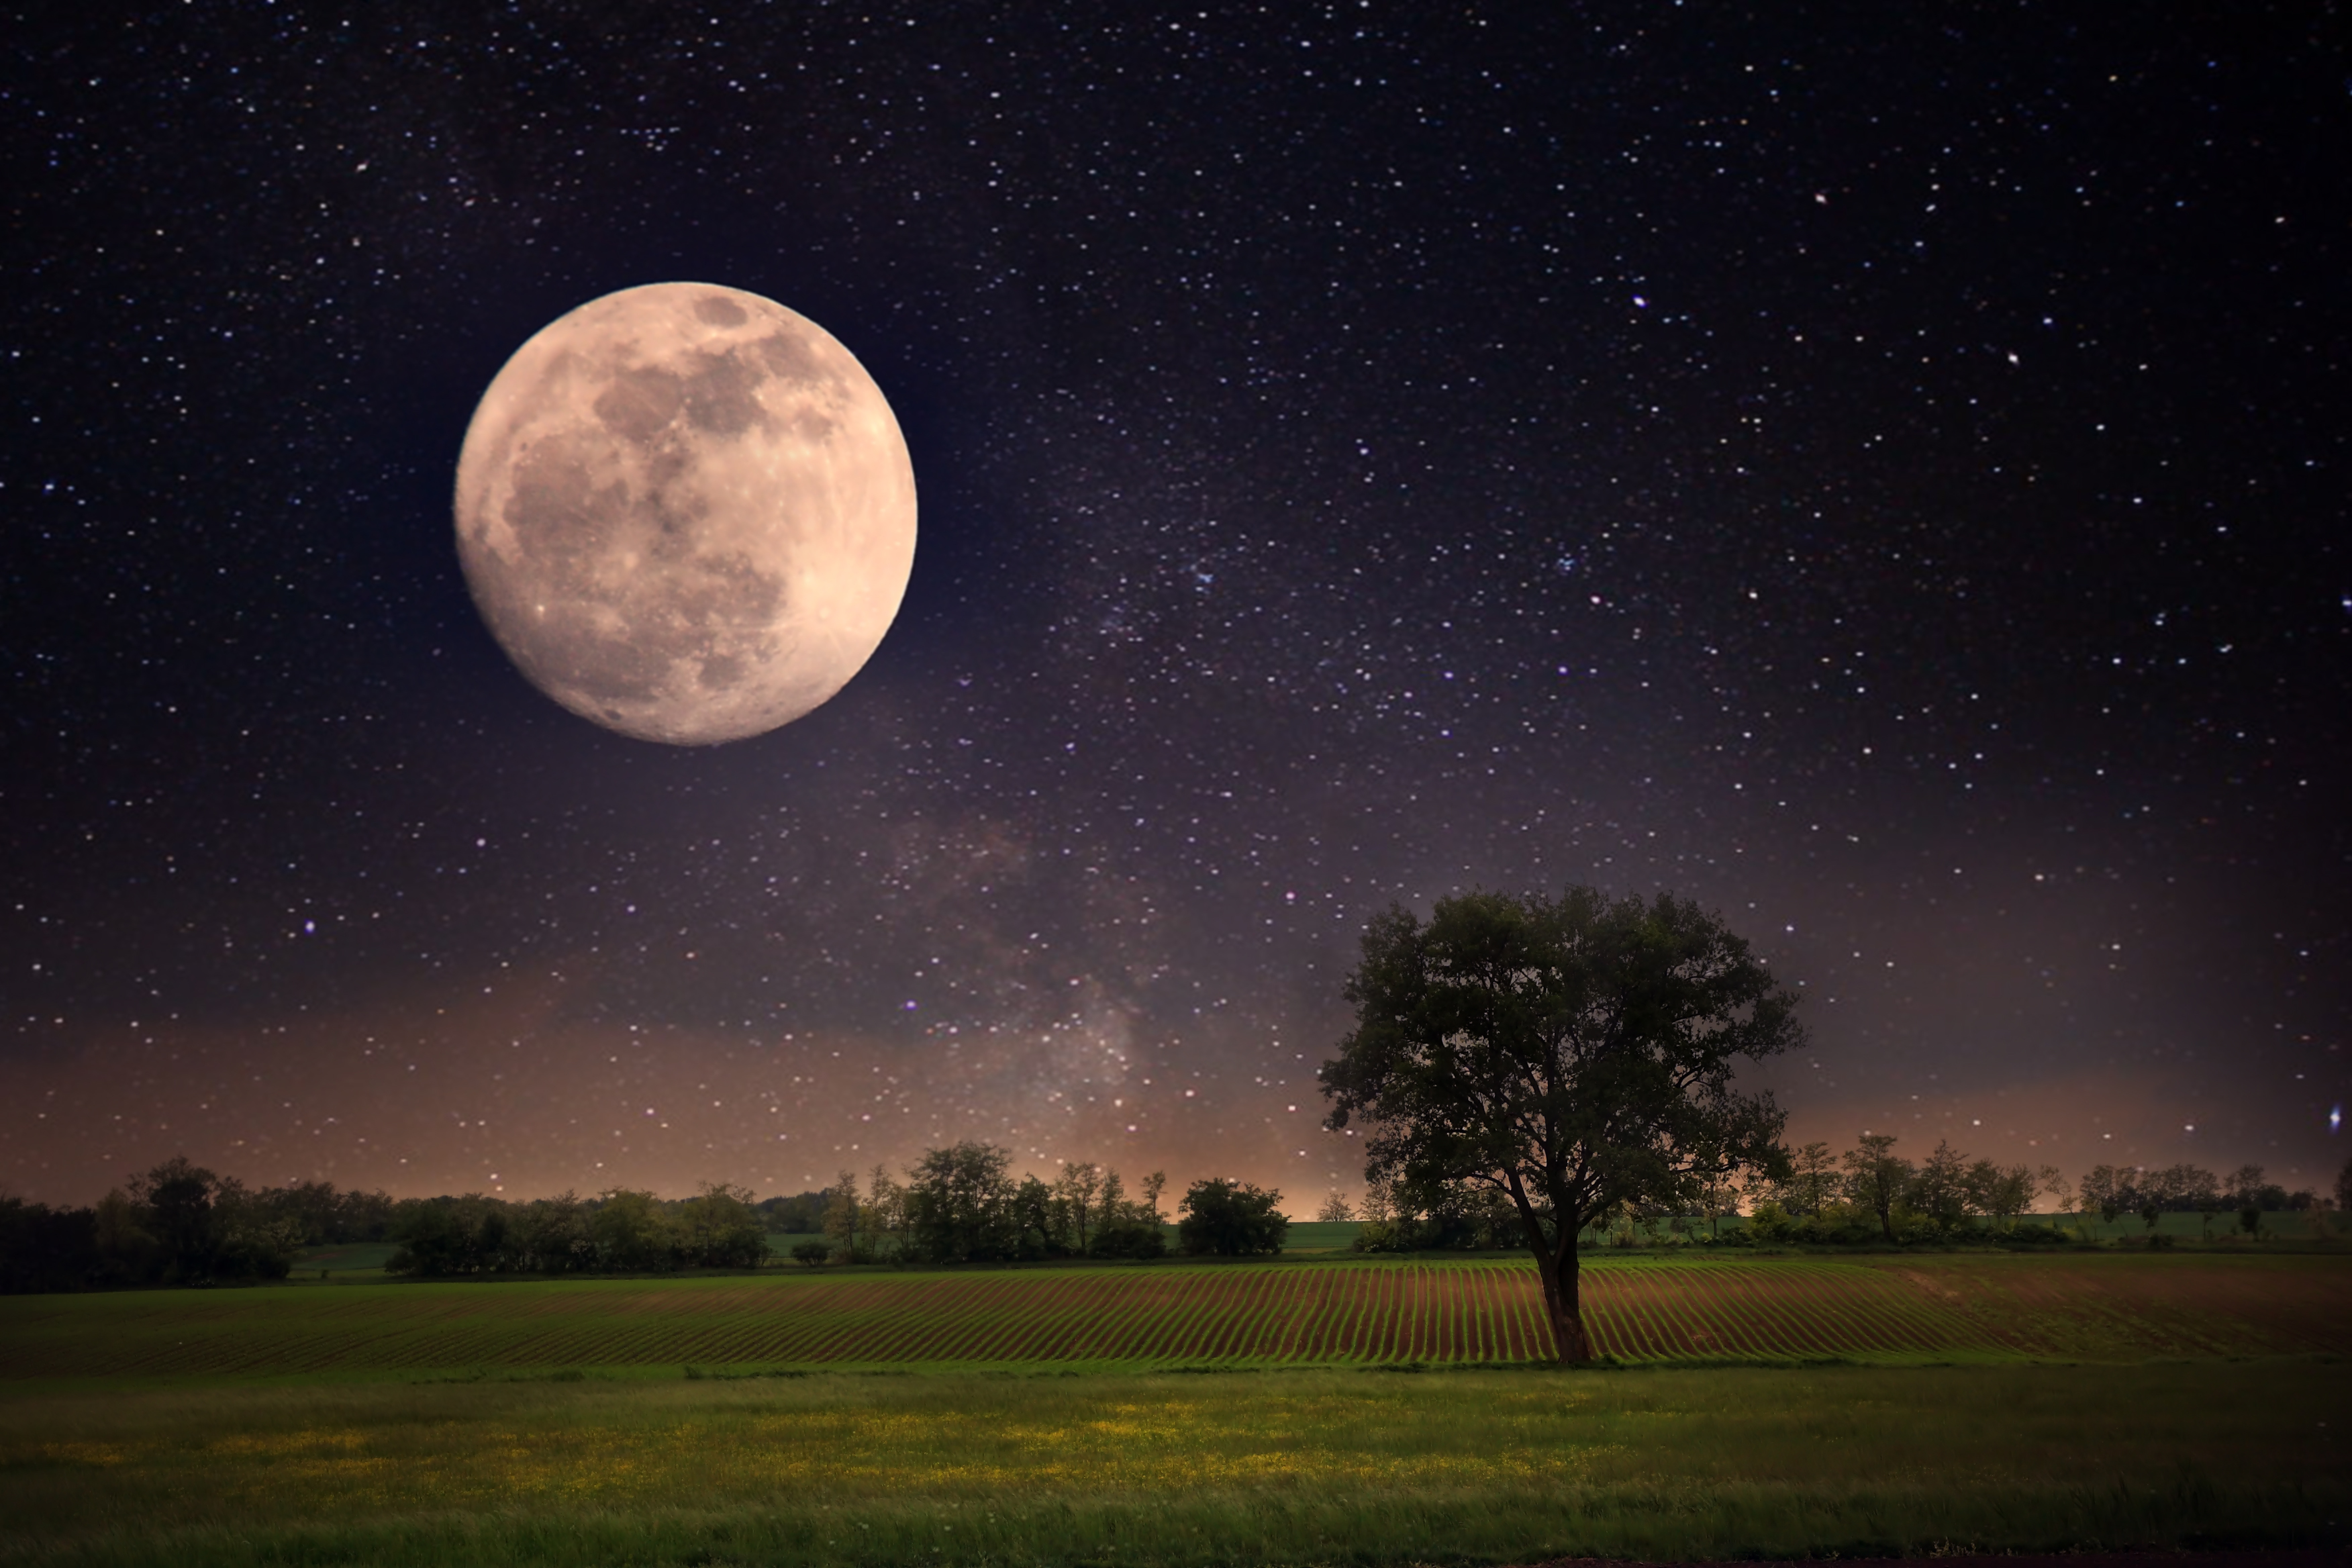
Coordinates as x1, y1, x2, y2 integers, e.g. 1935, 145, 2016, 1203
590, 1190, 679, 1272
1177, 1178, 1287, 1257
2002, 1223, 2067, 1246
1087, 1218, 1167, 1260
677, 1182, 767, 1270
1894, 1213, 1942, 1245
789, 1239, 830, 1267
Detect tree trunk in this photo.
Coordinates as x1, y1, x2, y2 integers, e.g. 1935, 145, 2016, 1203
1534, 1236, 1592, 1362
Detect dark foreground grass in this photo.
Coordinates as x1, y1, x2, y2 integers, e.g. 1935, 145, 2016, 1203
2, 1359, 2344, 1566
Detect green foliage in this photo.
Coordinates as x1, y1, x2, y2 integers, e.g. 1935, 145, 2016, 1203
1176, 1177, 1287, 1256
0, 1158, 304, 1289
756, 1189, 833, 1234
129, 1157, 217, 1281
1784, 1141, 1838, 1219
1323, 886, 1802, 1358
1841, 1134, 1910, 1242
589, 1189, 677, 1272
1345, 1177, 1521, 1253
677, 1182, 768, 1269
1086, 1212, 1169, 1259
385, 1185, 767, 1278
0, 1196, 99, 1292
2, 1162, 407, 1293
906, 1142, 1020, 1263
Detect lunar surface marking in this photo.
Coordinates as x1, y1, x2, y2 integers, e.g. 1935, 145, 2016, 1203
454, 283, 917, 744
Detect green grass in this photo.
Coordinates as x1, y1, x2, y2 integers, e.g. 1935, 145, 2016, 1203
1274, 1221, 1362, 1254
5, 1252, 2343, 1387
2, 1360, 2343, 1565
6, 1254, 2346, 1564
291, 1241, 397, 1275
765, 1231, 826, 1257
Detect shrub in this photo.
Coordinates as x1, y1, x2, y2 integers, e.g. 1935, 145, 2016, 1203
1177, 1178, 1287, 1257
1087, 1218, 1167, 1260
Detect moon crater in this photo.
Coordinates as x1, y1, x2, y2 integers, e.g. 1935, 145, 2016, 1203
454, 283, 916, 744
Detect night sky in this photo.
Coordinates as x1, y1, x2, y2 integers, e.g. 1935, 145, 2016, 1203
7, 6, 2348, 1212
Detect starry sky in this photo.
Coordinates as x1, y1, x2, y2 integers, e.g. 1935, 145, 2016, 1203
7, 5, 2348, 1211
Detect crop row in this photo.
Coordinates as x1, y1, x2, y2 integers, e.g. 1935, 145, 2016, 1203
3, 1255, 2345, 1382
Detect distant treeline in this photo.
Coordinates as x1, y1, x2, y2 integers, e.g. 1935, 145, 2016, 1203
1333, 1136, 2342, 1254
0, 1157, 794, 1293
0, 1156, 390, 1293
0, 1143, 1289, 1292
1738, 1143, 2328, 1247
16, 1135, 2331, 1290
790, 1146, 1282, 1269
1730, 1142, 2326, 1248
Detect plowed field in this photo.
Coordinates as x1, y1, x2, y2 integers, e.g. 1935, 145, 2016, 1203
2, 1253, 2343, 1383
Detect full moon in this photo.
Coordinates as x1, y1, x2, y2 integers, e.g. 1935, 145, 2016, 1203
453, 282, 916, 745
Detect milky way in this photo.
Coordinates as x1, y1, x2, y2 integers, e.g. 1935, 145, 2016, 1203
5, 7, 2346, 1208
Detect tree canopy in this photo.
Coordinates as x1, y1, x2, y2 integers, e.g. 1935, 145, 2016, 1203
1320, 886, 1801, 1360
1176, 1177, 1288, 1256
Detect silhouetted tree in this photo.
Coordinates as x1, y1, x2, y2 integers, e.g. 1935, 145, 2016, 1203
386, 1198, 469, 1276
822, 1169, 862, 1262
859, 1165, 908, 1261
1909, 1140, 1970, 1230
210, 1177, 303, 1279
1177, 1177, 1287, 1256
906, 1141, 1018, 1263
1786, 1141, 1837, 1219
1012, 1174, 1059, 1258
678, 1181, 767, 1269
1322, 887, 1799, 1360
1842, 1134, 1911, 1242
130, 1156, 219, 1280
2038, 1165, 2072, 1219
1977, 1163, 2037, 1226
756, 1190, 831, 1235
1087, 1168, 1169, 1259
1052, 1162, 1105, 1252
2081, 1164, 2126, 1227
0, 1197, 98, 1292
91, 1188, 157, 1282
523, 1191, 595, 1272
590, 1189, 677, 1272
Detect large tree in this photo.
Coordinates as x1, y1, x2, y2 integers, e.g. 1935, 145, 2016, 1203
1176, 1177, 1288, 1256
1842, 1134, 1910, 1241
1785, 1140, 1837, 1219
129, 1156, 219, 1281
1320, 887, 1801, 1362
906, 1141, 1018, 1263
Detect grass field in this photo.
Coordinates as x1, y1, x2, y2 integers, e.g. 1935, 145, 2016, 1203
6, 1252, 2345, 1385
3, 1255, 2346, 1566
3, 1360, 2344, 1565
